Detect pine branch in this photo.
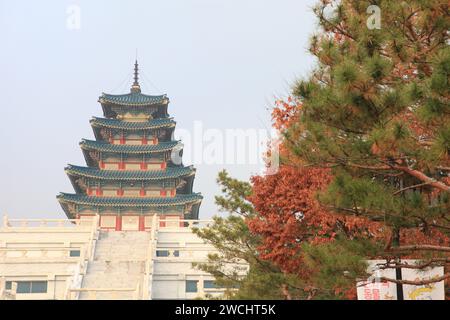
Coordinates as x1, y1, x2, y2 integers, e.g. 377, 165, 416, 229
392, 165, 450, 193
345, 162, 450, 193
316, 6, 356, 41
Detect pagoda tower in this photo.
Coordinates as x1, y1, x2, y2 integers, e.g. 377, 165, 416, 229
57, 61, 202, 231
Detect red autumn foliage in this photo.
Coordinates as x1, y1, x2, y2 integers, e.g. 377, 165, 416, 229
247, 166, 334, 274
267, 98, 305, 166
272, 97, 300, 133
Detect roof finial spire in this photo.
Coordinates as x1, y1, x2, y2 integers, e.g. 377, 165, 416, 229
131, 55, 141, 93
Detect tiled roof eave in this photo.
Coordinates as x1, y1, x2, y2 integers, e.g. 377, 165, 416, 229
90, 117, 176, 131
79, 139, 180, 154
57, 193, 203, 207
65, 165, 195, 181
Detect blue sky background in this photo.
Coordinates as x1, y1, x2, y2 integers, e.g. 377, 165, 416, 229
0, 0, 317, 219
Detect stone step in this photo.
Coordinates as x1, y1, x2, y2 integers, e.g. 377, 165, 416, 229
93, 256, 147, 260
87, 262, 146, 273
94, 248, 148, 254
99, 232, 150, 239
79, 291, 136, 300
94, 253, 147, 257
83, 274, 142, 280
99, 236, 150, 240
78, 231, 151, 300
96, 239, 150, 243
82, 279, 141, 285
82, 274, 142, 286
93, 254, 147, 259
94, 245, 149, 250
95, 247, 148, 251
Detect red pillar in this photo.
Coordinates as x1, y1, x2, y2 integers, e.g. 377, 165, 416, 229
115, 215, 122, 231
139, 216, 145, 231
159, 216, 166, 228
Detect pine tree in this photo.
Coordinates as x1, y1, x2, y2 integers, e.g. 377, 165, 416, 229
287, 0, 449, 287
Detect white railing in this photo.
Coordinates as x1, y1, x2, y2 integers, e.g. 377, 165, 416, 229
85, 215, 100, 261
2, 215, 213, 230
153, 247, 219, 261
142, 214, 158, 300
63, 215, 99, 300
158, 219, 214, 230
2, 216, 86, 229
0, 277, 5, 299
64, 261, 86, 300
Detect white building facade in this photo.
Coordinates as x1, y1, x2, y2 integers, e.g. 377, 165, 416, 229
0, 215, 246, 300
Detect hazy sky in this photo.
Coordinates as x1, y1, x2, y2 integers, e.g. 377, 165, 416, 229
0, 0, 317, 219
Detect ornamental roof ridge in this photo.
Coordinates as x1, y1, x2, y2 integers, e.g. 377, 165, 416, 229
98, 91, 169, 106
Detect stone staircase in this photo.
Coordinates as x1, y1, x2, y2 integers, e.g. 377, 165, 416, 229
79, 231, 151, 300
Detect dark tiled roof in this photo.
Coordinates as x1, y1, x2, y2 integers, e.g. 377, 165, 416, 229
99, 92, 169, 106
66, 164, 195, 180
90, 117, 176, 130
80, 139, 180, 154
57, 193, 203, 207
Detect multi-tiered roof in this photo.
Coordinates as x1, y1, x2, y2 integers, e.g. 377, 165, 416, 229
58, 61, 202, 224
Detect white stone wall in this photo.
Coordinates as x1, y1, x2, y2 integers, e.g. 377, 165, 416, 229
0, 220, 96, 300
151, 227, 229, 299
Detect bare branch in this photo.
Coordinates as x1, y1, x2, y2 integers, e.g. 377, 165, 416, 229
379, 273, 449, 286
393, 182, 431, 195
376, 259, 450, 270
387, 244, 450, 253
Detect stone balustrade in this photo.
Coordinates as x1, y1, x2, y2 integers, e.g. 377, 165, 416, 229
158, 219, 214, 229
3, 218, 85, 229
